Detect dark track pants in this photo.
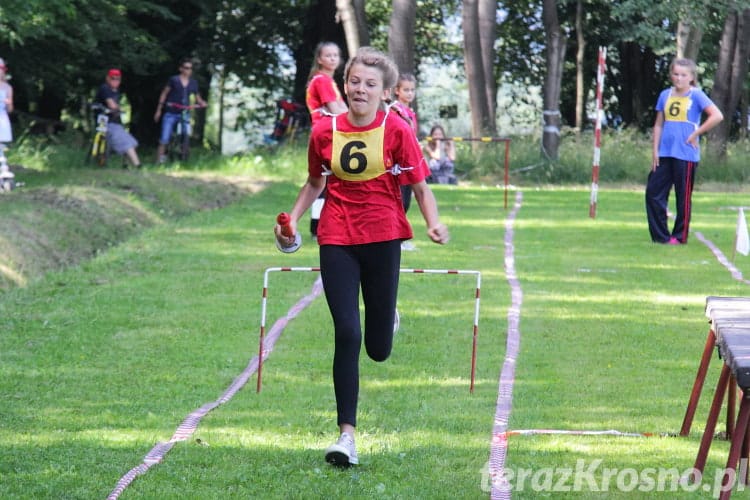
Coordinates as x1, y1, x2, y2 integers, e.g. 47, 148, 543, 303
320, 240, 401, 427
645, 157, 697, 243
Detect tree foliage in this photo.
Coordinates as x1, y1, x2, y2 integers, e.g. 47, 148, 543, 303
0, 0, 747, 153
366, 0, 462, 70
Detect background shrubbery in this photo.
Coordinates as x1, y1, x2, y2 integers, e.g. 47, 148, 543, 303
8, 128, 750, 188
452, 130, 749, 186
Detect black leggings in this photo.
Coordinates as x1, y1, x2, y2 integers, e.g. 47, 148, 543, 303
319, 240, 401, 427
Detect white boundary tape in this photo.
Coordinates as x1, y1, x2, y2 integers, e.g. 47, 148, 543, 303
106, 276, 325, 499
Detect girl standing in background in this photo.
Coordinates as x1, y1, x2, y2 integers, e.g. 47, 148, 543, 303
305, 42, 348, 239
646, 58, 723, 244
392, 73, 419, 215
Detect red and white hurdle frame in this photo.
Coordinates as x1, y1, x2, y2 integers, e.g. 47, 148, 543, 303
589, 46, 607, 219
256, 266, 482, 393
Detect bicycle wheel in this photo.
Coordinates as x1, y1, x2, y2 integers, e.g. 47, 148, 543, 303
167, 133, 179, 163
94, 133, 108, 167
179, 131, 190, 162
88, 133, 106, 166
87, 133, 98, 165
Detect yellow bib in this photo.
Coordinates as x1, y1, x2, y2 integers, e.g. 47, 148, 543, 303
664, 95, 690, 122
331, 114, 387, 181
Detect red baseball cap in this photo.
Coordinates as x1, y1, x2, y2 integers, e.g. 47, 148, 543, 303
107, 68, 121, 78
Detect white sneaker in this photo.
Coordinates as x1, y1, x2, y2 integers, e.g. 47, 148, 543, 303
400, 241, 416, 251
325, 432, 358, 466
393, 309, 400, 335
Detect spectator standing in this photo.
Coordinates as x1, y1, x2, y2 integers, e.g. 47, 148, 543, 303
305, 42, 348, 125
392, 73, 419, 215
646, 58, 723, 244
0, 58, 13, 144
305, 42, 348, 239
153, 58, 207, 164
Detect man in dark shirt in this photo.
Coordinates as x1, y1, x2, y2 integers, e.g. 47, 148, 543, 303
153, 59, 206, 163
95, 69, 141, 168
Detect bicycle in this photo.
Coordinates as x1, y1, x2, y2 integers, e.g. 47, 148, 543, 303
87, 103, 110, 167
164, 102, 204, 162
264, 99, 309, 145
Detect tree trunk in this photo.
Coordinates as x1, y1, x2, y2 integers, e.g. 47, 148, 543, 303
217, 67, 225, 153
478, 0, 497, 134
708, 8, 750, 155
617, 41, 658, 129
35, 85, 64, 134
676, 19, 703, 61
541, 0, 567, 160
353, 0, 370, 46
740, 90, 748, 139
336, 0, 361, 57
388, 0, 417, 74
293, 0, 347, 103
462, 0, 492, 138
574, 0, 585, 133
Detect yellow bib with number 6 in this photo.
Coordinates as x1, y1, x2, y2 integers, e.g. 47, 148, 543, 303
331, 117, 386, 182
664, 95, 689, 122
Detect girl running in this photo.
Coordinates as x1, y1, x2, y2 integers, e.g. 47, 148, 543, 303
276, 46, 448, 467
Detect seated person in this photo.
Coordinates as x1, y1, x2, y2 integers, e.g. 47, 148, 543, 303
424, 124, 457, 184
95, 69, 141, 168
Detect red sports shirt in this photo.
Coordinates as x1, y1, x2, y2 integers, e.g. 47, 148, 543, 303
306, 73, 344, 126
308, 109, 429, 245
392, 101, 418, 136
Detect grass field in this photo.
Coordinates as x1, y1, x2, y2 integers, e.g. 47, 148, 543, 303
502, 188, 750, 498
2, 172, 750, 498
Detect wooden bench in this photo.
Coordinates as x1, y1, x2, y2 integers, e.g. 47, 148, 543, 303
681, 296, 750, 437
690, 309, 750, 499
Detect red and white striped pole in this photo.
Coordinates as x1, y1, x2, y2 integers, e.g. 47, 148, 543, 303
589, 46, 606, 219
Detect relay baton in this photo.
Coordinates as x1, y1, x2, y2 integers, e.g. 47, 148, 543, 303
275, 212, 302, 253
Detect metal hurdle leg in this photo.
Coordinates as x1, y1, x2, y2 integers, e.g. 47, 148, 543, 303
681, 328, 717, 436
719, 392, 750, 500
693, 364, 731, 476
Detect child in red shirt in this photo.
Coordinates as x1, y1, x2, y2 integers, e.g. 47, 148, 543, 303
276, 47, 448, 468
305, 42, 348, 126
305, 42, 348, 238
392, 73, 419, 215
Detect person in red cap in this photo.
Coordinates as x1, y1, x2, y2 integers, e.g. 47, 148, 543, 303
94, 68, 141, 168
0, 58, 13, 145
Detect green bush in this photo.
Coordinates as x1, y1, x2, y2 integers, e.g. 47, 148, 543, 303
9, 129, 750, 188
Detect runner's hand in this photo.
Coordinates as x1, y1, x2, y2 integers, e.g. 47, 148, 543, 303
428, 223, 449, 244
274, 223, 297, 248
